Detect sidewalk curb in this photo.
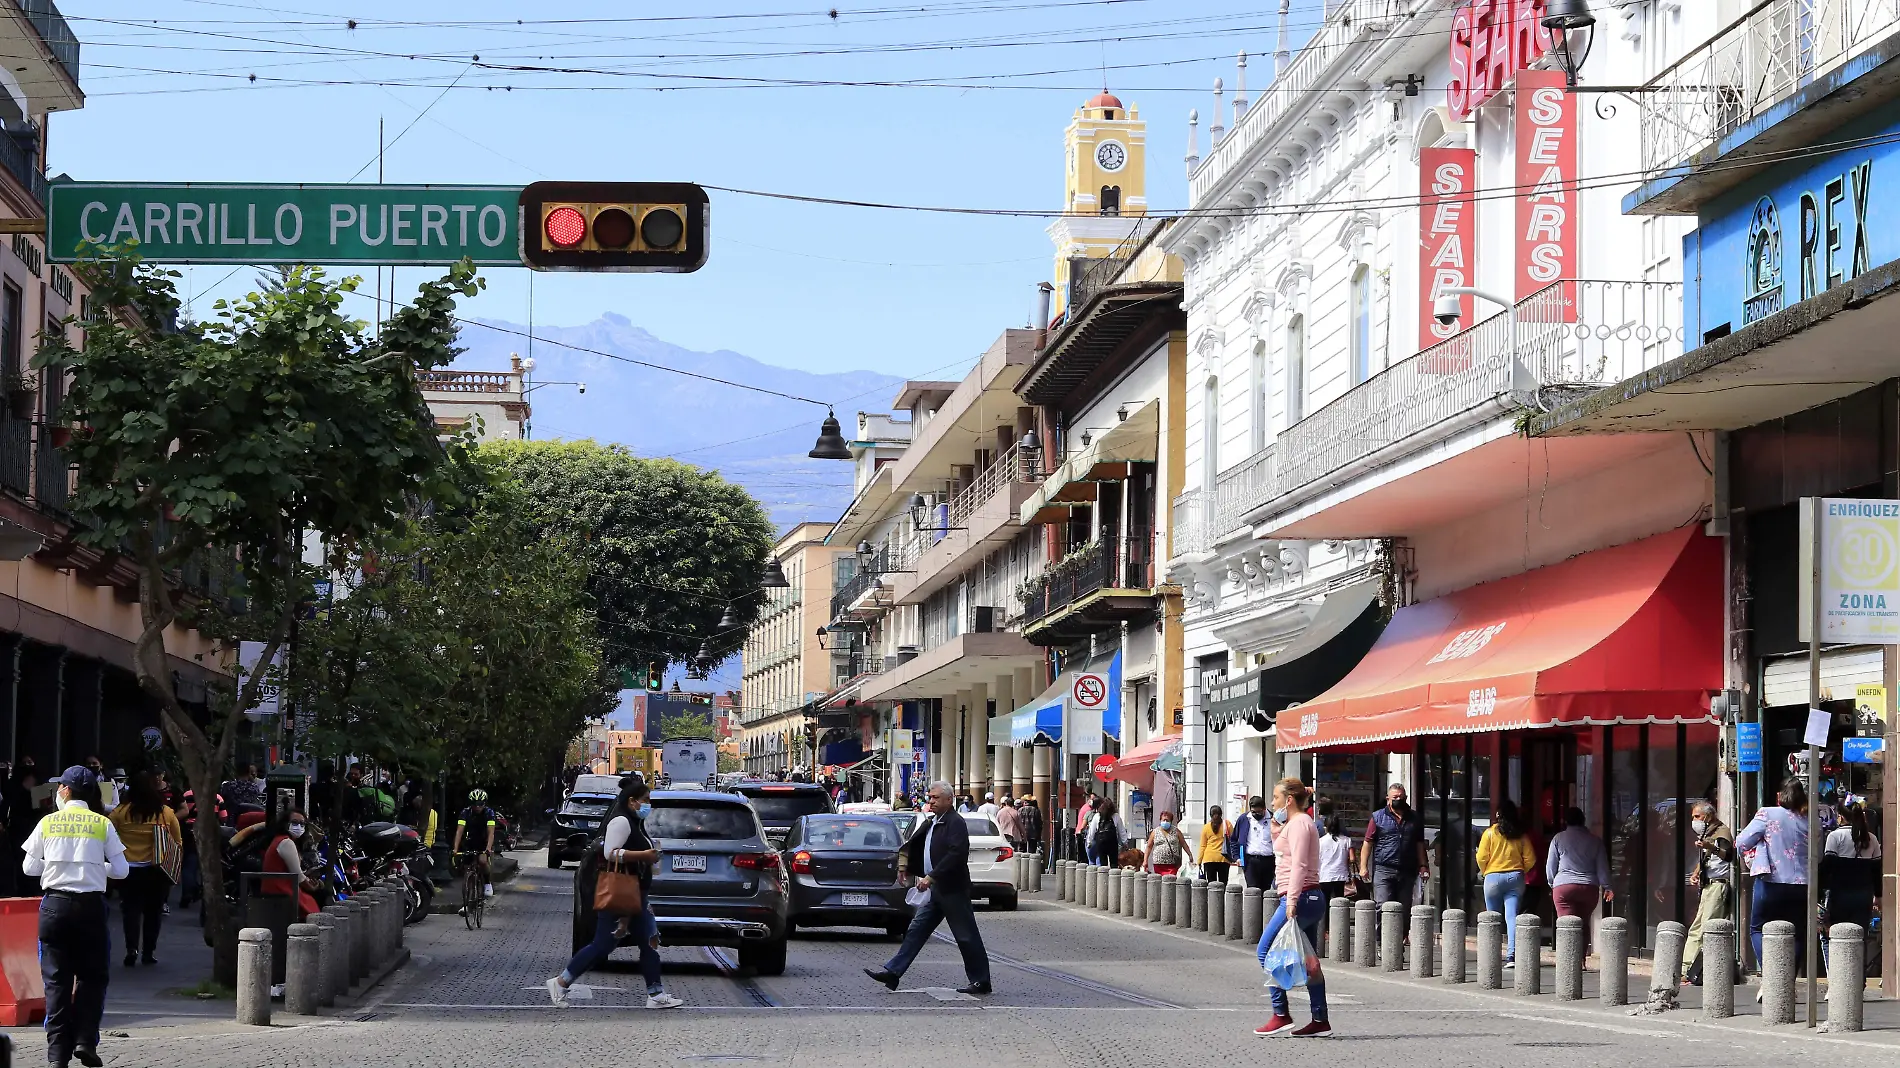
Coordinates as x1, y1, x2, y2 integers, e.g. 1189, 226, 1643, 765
1031, 894, 1900, 1052
333, 948, 411, 1007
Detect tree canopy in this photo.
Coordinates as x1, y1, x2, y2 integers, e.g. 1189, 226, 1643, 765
476, 440, 776, 673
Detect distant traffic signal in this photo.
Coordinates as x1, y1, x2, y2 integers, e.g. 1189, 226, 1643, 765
518, 181, 709, 273
646, 663, 664, 692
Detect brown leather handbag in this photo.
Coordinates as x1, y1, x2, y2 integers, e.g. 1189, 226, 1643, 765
594, 855, 645, 915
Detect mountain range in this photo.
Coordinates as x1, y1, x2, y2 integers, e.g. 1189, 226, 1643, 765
452, 313, 903, 529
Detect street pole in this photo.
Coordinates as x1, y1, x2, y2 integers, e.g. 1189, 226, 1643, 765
1806, 495, 1821, 1028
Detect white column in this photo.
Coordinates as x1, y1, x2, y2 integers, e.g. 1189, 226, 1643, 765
991, 673, 1015, 800
966, 682, 989, 800
1012, 667, 1037, 798
1184, 665, 1206, 825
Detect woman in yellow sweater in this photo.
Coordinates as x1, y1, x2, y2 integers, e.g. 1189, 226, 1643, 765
1197, 805, 1232, 884
1476, 799, 1537, 962
108, 771, 182, 967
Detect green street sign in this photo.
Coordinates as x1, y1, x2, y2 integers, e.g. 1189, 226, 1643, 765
45, 182, 522, 266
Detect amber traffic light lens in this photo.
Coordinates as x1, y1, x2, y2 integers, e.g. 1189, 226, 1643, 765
641, 208, 684, 249
593, 207, 635, 249
545, 206, 586, 248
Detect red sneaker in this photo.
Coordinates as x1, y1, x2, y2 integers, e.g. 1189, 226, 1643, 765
1253, 1016, 1295, 1037
1291, 1020, 1332, 1038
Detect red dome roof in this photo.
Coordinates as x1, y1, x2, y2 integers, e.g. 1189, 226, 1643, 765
1087, 91, 1124, 110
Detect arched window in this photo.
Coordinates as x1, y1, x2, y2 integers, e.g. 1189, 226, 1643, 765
1202, 376, 1219, 491
1350, 266, 1371, 385
1249, 340, 1267, 454
1100, 186, 1121, 216
1285, 315, 1305, 424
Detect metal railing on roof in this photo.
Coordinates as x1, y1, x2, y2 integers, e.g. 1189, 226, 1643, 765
18, 0, 79, 89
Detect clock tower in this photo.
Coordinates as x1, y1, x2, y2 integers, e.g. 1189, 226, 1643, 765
1049, 91, 1149, 312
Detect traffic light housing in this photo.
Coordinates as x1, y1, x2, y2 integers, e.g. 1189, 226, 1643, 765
518, 181, 709, 273
645, 664, 664, 693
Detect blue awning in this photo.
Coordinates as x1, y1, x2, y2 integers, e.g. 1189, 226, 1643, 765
1010, 699, 1065, 746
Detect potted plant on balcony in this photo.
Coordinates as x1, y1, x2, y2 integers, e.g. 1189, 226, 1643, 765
1, 372, 35, 419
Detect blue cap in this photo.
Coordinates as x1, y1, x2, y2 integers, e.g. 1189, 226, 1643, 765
56, 765, 96, 789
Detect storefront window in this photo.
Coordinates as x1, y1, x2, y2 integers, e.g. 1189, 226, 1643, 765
1607, 725, 1642, 934
1645, 726, 1683, 937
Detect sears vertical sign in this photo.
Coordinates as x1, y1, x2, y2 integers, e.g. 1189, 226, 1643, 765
1420, 147, 1477, 349
1515, 69, 1578, 310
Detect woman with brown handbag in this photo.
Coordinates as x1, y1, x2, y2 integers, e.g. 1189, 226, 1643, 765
546, 775, 682, 1009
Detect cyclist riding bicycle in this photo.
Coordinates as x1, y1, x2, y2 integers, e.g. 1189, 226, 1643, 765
451, 788, 500, 899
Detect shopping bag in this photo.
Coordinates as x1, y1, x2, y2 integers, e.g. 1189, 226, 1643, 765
154, 819, 182, 885
594, 857, 644, 915
1262, 917, 1315, 991
905, 884, 932, 909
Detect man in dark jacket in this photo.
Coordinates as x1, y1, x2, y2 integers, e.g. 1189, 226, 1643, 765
865, 780, 991, 996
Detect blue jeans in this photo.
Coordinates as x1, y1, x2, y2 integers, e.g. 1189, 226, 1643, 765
1258, 887, 1327, 1021
1483, 872, 1525, 957
562, 906, 663, 994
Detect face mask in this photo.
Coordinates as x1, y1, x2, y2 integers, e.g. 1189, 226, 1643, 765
1272, 807, 1289, 825
1691, 820, 1709, 836
1159, 820, 1173, 830
288, 824, 306, 838
637, 803, 652, 820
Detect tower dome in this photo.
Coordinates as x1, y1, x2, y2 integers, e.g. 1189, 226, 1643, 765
1086, 91, 1124, 110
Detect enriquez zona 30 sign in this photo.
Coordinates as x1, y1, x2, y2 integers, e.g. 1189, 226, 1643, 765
1448, 0, 1552, 122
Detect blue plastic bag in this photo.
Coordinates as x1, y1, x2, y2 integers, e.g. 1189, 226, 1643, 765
1262, 916, 1313, 990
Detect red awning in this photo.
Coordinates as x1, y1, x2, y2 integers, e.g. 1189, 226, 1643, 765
1107, 737, 1181, 785
1278, 526, 1721, 751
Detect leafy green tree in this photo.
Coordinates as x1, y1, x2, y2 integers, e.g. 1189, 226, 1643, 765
660, 710, 716, 741
476, 440, 775, 673
40, 251, 481, 962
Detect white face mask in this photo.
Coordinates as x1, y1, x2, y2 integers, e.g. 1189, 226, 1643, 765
288, 824, 306, 839
1691, 819, 1709, 837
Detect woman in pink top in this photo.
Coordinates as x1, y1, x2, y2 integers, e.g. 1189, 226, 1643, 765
1255, 778, 1329, 1038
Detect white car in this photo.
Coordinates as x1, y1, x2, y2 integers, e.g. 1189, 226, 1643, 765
962, 815, 1018, 910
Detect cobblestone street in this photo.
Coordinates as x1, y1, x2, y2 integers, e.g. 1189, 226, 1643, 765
12, 849, 1900, 1068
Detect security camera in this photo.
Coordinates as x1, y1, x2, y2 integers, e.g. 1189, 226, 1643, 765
577, 382, 587, 394
1432, 292, 1463, 327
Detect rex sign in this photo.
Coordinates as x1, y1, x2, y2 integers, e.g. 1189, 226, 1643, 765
1449, 0, 1552, 122
1515, 69, 1579, 309
1419, 146, 1477, 351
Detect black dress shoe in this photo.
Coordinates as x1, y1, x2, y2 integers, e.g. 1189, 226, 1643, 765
863, 967, 900, 991
141, 954, 158, 967
74, 1047, 104, 1068
123, 952, 138, 967
956, 981, 992, 996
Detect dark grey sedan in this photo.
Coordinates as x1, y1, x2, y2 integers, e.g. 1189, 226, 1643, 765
780, 814, 911, 939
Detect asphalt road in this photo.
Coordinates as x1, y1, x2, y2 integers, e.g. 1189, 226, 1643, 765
24, 850, 1900, 1067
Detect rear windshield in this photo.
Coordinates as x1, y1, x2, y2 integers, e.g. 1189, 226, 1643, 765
571, 775, 621, 797
743, 791, 833, 823
648, 803, 758, 841
802, 817, 899, 849
963, 817, 998, 836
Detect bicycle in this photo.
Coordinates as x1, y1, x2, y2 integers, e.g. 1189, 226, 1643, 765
458, 851, 487, 929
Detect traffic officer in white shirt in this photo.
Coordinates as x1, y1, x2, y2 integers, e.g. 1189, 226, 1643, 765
20, 765, 127, 1068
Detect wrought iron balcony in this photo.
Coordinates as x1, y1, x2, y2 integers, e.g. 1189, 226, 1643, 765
0, 123, 44, 207
827, 542, 913, 622
33, 431, 66, 514
18, 0, 80, 88
946, 439, 1039, 530
1021, 534, 1156, 627
1638, 0, 1900, 178
1171, 489, 1211, 559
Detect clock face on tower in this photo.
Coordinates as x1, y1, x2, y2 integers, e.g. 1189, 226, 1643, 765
1096, 140, 1127, 172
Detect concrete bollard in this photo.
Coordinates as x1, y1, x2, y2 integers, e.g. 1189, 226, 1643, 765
285, 923, 321, 1015
1106, 869, 1121, 913
1380, 901, 1405, 972
1149, 872, 1165, 923
1122, 871, 1138, 918
1353, 899, 1378, 968
1760, 920, 1796, 1025
1055, 860, 1068, 900
1242, 886, 1263, 943
1650, 920, 1687, 997
347, 898, 371, 982
1084, 865, 1098, 909
1703, 918, 1735, 1020
1029, 854, 1043, 893
321, 906, 351, 1000
1134, 872, 1149, 920
236, 927, 273, 1026
1191, 878, 1210, 931
365, 891, 390, 967
1554, 915, 1584, 1001
1600, 917, 1629, 1006
1513, 915, 1542, 995
1442, 909, 1467, 983
1225, 879, 1243, 940
310, 913, 337, 1008
1069, 861, 1081, 902
1174, 874, 1193, 928
1159, 873, 1178, 925
1329, 897, 1353, 962
1476, 910, 1504, 989
1827, 922, 1865, 1032
1410, 905, 1434, 979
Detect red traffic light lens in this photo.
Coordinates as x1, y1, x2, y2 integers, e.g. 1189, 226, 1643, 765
544, 206, 586, 248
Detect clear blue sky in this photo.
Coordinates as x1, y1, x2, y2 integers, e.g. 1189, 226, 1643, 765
52, 0, 1320, 380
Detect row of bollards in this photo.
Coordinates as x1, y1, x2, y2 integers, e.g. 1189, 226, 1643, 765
1045, 865, 1870, 1033
239, 878, 410, 1025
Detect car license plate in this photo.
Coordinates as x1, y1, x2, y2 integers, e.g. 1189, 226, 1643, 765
671, 854, 707, 873
842, 892, 871, 907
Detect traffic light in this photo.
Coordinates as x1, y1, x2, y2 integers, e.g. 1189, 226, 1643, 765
646, 663, 664, 692
518, 181, 709, 273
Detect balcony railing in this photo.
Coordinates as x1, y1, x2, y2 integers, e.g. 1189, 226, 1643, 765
1022, 534, 1155, 624
19, 0, 80, 88
1638, 0, 1900, 176
0, 412, 27, 495
1067, 218, 1166, 313
828, 541, 916, 621
1213, 280, 1684, 531
33, 434, 66, 515
1171, 489, 1211, 559
0, 124, 44, 207
946, 439, 1040, 529
416, 370, 520, 394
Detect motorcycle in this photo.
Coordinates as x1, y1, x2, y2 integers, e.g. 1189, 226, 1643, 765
354, 821, 434, 924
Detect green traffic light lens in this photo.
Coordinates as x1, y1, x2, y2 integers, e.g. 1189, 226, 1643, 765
641, 208, 684, 250
593, 207, 636, 249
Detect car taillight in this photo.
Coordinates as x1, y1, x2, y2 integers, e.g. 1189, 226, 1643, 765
996, 846, 1015, 861
734, 852, 780, 870
790, 850, 812, 874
